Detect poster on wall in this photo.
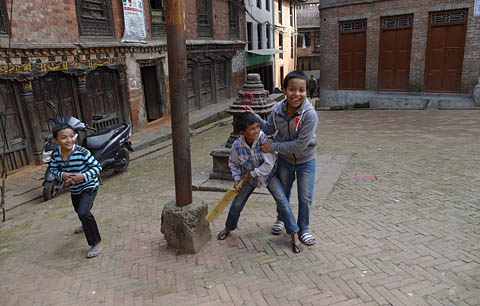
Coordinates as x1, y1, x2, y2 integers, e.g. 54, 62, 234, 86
121, 0, 147, 42
475, 0, 480, 17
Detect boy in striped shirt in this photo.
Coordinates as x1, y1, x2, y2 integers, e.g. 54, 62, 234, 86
50, 123, 103, 258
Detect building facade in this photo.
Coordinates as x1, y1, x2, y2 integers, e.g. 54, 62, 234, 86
296, 1, 320, 79
318, 0, 480, 104
245, 0, 277, 93
274, 0, 297, 89
0, 0, 245, 172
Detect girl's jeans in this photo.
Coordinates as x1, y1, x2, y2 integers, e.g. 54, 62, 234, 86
276, 157, 316, 234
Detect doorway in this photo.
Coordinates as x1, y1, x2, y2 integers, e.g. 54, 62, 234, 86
141, 66, 163, 122
338, 20, 367, 90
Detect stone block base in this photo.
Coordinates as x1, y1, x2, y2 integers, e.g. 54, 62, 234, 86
161, 198, 212, 254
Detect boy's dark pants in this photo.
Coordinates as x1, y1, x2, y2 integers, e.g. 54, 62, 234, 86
71, 188, 101, 246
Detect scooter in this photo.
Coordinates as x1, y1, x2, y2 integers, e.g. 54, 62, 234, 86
42, 101, 134, 201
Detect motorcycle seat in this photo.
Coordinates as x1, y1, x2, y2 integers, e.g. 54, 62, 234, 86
83, 124, 127, 150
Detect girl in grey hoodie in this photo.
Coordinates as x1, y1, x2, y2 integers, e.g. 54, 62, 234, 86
247, 70, 318, 248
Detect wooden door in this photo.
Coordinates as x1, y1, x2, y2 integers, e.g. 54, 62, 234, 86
32, 73, 79, 138
0, 82, 29, 171
339, 20, 367, 90
199, 62, 213, 108
424, 10, 467, 92
141, 66, 162, 121
86, 68, 121, 129
378, 15, 413, 91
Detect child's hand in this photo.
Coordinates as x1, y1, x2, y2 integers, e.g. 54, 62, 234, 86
68, 173, 85, 184
233, 180, 242, 190
242, 105, 255, 114
260, 139, 272, 153
62, 172, 74, 185
241, 173, 251, 183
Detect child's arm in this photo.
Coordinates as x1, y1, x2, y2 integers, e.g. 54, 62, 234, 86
81, 151, 102, 182
228, 147, 242, 183
271, 110, 318, 154
49, 153, 64, 181
250, 151, 276, 180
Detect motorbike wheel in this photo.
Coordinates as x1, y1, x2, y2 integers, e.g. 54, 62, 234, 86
43, 180, 62, 201
114, 148, 130, 174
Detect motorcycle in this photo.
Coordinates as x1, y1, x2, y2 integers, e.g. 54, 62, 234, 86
42, 101, 134, 201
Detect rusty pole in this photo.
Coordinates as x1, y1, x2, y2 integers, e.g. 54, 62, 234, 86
166, 0, 192, 207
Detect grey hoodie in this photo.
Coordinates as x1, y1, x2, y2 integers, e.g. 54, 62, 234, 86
257, 98, 318, 165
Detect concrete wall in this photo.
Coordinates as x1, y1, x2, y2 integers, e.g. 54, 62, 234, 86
274, 0, 296, 88
318, 0, 480, 94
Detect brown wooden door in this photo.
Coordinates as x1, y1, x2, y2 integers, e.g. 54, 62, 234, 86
0, 82, 29, 171
339, 20, 367, 90
32, 73, 79, 138
141, 66, 162, 121
378, 15, 413, 91
424, 10, 467, 92
86, 68, 121, 129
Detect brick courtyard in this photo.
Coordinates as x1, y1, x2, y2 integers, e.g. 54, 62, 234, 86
0, 110, 479, 305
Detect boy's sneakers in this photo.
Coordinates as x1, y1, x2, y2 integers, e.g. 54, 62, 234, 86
74, 226, 84, 234
87, 244, 103, 258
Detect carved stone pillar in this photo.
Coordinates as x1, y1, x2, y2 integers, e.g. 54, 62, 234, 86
209, 73, 275, 180
21, 81, 43, 165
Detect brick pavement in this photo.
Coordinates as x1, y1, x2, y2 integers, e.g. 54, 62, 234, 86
0, 110, 479, 305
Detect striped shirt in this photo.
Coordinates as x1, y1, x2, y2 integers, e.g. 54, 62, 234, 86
49, 145, 102, 194
228, 131, 276, 187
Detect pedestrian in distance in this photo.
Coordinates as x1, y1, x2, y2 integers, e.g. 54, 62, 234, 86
244, 70, 319, 247
217, 112, 303, 253
308, 74, 317, 99
49, 123, 104, 258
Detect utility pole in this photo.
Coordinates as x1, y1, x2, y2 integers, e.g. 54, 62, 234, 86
160, 0, 211, 253
165, 0, 192, 207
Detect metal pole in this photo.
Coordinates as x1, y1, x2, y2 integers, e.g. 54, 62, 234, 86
165, 0, 192, 207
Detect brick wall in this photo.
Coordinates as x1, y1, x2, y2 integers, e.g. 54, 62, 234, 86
319, 0, 479, 93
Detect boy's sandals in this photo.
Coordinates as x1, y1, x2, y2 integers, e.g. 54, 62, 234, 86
87, 244, 103, 258
291, 240, 303, 253
217, 229, 231, 240
271, 221, 284, 235
74, 226, 84, 234
299, 233, 316, 246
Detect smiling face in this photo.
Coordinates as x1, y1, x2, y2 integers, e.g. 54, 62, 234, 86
53, 128, 76, 154
240, 121, 260, 146
283, 78, 307, 114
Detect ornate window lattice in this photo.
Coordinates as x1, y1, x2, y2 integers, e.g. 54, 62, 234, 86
0, 0, 9, 35
200, 63, 212, 93
341, 21, 366, 32
151, 0, 166, 38
75, 0, 114, 37
383, 16, 412, 28
228, 0, 239, 39
432, 12, 466, 23
197, 0, 213, 37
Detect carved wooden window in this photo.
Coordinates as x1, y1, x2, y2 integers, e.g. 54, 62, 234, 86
0, 0, 9, 35
200, 63, 212, 93
151, 0, 166, 38
75, 0, 114, 37
197, 0, 213, 38
228, 0, 239, 39
216, 62, 226, 89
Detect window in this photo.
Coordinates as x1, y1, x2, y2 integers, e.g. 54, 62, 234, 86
228, 0, 239, 39
200, 63, 212, 93
0, 0, 9, 35
247, 22, 253, 50
314, 31, 321, 51
289, 2, 293, 26
304, 32, 311, 47
266, 25, 271, 48
197, 0, 213, 37
75, 0, 114, 36
257, 23, 262, 49
257, 0, 261, 9
216, 62, 226, 89
278, 0, 282, 24
279, 33, 283, 59
151, 0, 166, 38
266, 0, 270, 12
290, 36, 293, 58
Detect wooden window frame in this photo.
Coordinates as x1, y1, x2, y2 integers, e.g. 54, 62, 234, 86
150, 0, 166, 39
75, 0, 114, 37
0, 0, 10, 35
197, 0, 213, 38
228, 0, 239, 39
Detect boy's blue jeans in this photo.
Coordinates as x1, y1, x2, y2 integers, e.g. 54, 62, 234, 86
276, 157, 316, 234
225, 178, 299, 234
71, 188, 101, 246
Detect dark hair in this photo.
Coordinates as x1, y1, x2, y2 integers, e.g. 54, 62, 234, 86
52, 123, 74, 138
282, 70, 308, 89
237, 112, 259, 132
